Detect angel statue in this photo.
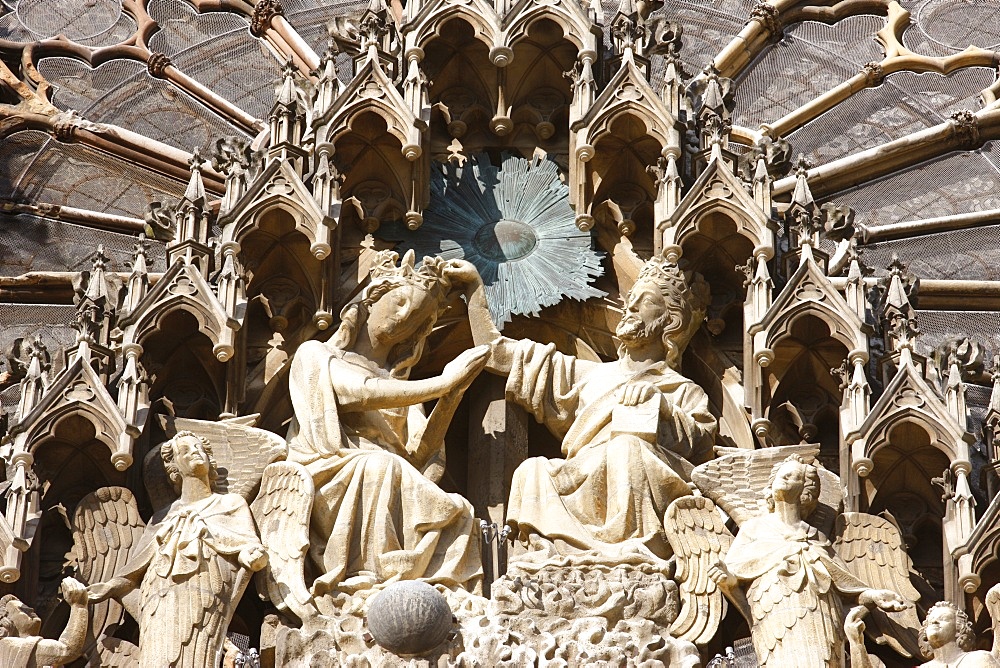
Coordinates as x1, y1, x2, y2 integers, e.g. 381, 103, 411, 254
665, 445, 923, 662
252, 250, 488, 623
445, 253, 715, 564
81, 429, 270, 668
847, 582, 1000, 668
846, 602, 998, 668
0, 577, 89, 667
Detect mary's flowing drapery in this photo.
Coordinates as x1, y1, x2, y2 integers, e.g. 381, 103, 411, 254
504, 340, 716, 561
286, 340, 482, 595
725, 514, 870, 668
115, 493, 262, 668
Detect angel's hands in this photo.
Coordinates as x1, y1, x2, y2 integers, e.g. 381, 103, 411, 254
85, 582, 114, 604
239, 546, 268, 572
859, 588, 909, 613
708, 561, 737, 592
61, 577, 89, 607
844, 605, 868, 645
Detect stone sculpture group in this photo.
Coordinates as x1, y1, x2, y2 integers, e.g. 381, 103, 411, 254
9, 251, 1000, 667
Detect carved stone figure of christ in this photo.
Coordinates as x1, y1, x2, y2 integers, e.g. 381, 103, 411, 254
85, 431, 267, 668
444, 254, 717, 564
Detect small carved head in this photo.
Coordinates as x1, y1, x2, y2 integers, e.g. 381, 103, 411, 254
160, 430, 220, 493
0, 594, 40, 638
918, 601, 975, 656
333, 250, 453, 378
616, 255, 710, 368
764, 454, 821, 517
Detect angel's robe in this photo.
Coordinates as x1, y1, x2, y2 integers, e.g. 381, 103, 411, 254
286, 340, 483, 595
725, 513, 870, 668
504, 339, 716, 562
115, 493, 262, 668
0, 636, 41, 668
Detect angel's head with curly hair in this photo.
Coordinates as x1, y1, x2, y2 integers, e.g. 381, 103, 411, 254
918, 601, 975, 658
763, 454, 821, 518
160, 430, 220, 493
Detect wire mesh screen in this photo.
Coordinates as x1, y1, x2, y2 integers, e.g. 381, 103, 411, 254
0, 0, 135, 46
288, 4, 367, 84
655, 1, 750, 74
0, 304, 78, 412
788, 67, 995, 165
170, 27, 283, 120
38, 57, 146, 114
966, 382, 991, 451
828, 150, 1000, 229
904, 0, 1000, 58
916, 311, 1000, 357
0, 213, 165, 276
4, 130, 188, 219
147, 0, 248, 56
860, 224, 1000, 281
734, 16, 884, 129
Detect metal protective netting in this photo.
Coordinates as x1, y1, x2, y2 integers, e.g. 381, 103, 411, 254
0, 213, 166, 277
147, 0, 248, 56
827, 150, 1000, 229
859, 224, 1000, 281
169, 26, 281, 120
915, 311, 1000, 359
0, 0, 136, 46
0, 304, 78, 400
58, 58, 248, 151
288, 4, 367, 85
3, 130, 188, 219
654, 0, 751, 75
788, 67, 994, 165
734, 16, 884, 130
904, 0, 1000, 58
966, 383, 991, 451
38, 57, 146, 113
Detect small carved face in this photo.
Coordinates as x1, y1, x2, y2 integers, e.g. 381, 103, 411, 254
771, 460, 806, 501
4, 599, 40, 637
617, 279, 667, 343
368, 284, 436, 346
173, 435, 210, 479
923, 605, 957, 648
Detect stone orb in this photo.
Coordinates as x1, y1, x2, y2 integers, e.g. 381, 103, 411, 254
366, 581, 453, 656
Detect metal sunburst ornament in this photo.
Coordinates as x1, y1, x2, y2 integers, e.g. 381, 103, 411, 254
393, 153, 605, 327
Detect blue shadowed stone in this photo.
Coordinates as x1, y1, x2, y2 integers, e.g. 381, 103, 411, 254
366, 581, 453, 656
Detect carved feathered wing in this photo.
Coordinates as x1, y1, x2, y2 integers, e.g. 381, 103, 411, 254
664, 495, 734, 645
97, 637, 140, 666
834, 512, 923, 658
251, 461, 318, 623
70, 487, 145, 664
692, 444, 842, 536
146, 414, 288, 509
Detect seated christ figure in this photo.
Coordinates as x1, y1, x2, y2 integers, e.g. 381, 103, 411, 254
445, 254, 717, 564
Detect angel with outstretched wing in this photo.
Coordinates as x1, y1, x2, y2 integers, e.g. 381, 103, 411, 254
82, 428, 269, 668
669, 445, 919, 666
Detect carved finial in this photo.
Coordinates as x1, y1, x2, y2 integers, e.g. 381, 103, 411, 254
881, 254, 920, 351
183, 148, 206, 204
